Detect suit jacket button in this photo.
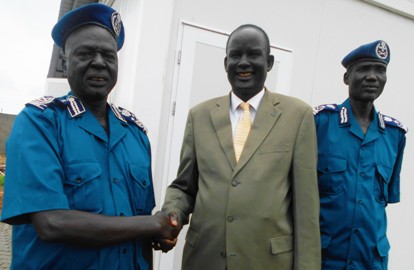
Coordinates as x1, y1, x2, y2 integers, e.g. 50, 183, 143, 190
231, 181, 238, 186
227, 216, 234, 222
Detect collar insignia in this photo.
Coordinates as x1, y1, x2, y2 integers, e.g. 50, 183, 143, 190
339, 107, 349, 125
54, 96, 86, 118
378, 112, 386, 130
66, 96, 86, 117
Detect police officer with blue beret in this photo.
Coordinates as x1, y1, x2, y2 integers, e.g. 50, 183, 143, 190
1, 3, 178, 270
314, 40, 407, 269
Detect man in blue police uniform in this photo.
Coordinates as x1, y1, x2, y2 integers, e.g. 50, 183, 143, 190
314, 40, 407, 269
1, 3, 178, 270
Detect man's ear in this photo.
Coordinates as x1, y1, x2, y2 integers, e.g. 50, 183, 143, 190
61, 54, 67, 77
343, 72, 349, 85
224, 56, 228, 72
267, 55, 275, 72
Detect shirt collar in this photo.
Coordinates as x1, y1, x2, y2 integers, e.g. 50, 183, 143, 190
230, 88, 265, 112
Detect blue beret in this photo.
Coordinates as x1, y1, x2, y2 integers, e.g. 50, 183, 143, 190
341, 40, 390, 68
51, 3, 125, 51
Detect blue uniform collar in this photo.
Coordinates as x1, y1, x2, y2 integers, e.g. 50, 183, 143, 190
50, 93, 147, 134
338, 99, 385, 131
57, 93, 128, 124
338, 99, 386, 141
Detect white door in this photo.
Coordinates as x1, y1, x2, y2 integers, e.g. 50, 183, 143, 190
155, 22, 293, 270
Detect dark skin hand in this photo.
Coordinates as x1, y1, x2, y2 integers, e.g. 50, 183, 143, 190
152, 211, 182, 252
30, 210, 179, 248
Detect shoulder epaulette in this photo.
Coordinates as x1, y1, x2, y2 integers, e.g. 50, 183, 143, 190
26, 96, 56, 110
313, 104, 338, 115
110, 104, 148, 134
381, 113, 408, 133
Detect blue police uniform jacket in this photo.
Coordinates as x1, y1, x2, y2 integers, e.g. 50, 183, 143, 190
314, 99, 407, 270
1, 94, 155, 270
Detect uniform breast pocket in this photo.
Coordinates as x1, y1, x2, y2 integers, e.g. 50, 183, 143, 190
128, 163, 152, 215
63, 162, 103, 213
374, 163, 393, 204
317, 157, 347, 195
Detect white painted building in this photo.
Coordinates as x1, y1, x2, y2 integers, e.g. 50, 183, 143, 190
45, 0, 414, 269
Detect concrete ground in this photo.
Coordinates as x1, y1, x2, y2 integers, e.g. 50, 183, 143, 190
0, 217, 11, 270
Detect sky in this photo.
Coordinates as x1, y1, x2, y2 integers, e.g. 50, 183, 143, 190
0, 1, 61, 115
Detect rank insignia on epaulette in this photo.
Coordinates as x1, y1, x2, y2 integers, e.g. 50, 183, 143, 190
313, 104, 337, 115
381, 113, 408, 133
111, 104, 148, 134
26, 96, 55, 110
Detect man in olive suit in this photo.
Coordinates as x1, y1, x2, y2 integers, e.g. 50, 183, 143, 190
156, 24, 321, 270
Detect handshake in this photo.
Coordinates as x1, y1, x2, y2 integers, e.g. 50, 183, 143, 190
152, 211, 182, 253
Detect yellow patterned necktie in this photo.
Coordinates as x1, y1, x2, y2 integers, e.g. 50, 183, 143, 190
234, 102, 251, 162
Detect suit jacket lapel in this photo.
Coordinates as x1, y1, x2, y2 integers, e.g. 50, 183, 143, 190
211, 94, 237, 170
233, 91, 282, 177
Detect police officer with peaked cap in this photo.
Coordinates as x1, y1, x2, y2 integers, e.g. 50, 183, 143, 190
1, 3, 178, 270
314, 40, 407, 269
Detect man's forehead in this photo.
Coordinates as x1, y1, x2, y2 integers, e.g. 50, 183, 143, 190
350, 60, 387, 69
227, 30, 267, 49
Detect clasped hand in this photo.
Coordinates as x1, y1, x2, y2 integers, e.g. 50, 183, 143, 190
152, 211, 182, 253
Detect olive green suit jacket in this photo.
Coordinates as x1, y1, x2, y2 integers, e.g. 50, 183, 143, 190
163, 90, 321, 270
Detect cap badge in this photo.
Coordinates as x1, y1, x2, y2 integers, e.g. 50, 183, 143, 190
376, 41, 388, 60
111, 12, 122, 37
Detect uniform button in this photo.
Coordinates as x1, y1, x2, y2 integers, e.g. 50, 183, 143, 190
76, 177, 81, 183
227, 216, 234, 222
357, 200, 363, 205
122, 248, 128, 254
231, 181, 238, 187
359, 172, 366, 177
113, 178, 118, 184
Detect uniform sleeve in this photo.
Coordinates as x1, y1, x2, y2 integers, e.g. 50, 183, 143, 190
388, 131, 407, 203
162, 111, 198, 225
1, 107, 69, 224
292, 106, 321, 270
144, 134, 156, 214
